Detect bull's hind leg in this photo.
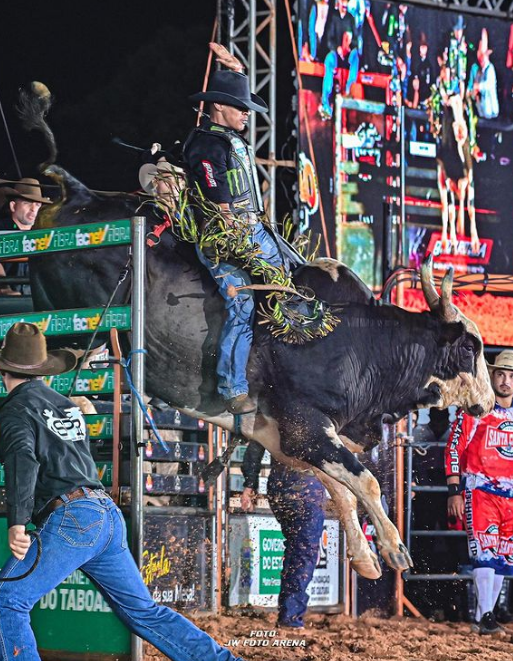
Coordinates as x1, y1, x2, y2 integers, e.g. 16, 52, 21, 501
278, 407, 412, 573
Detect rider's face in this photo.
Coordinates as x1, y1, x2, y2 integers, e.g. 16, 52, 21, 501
214, 104, 250, 132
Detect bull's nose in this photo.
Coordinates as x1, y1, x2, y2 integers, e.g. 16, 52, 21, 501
468, 404, 484, 417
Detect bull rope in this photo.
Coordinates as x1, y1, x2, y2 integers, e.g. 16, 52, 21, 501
0, 95, 22, 179
66, 256, 131, 397
119, 349, 169, 455
64, 254, 169, 455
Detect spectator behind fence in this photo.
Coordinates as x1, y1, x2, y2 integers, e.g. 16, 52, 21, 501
0, 178, 51, 295
241, 440, 326, 629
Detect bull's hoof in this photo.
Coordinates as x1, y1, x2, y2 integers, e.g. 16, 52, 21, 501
379, 543, 413, 572
350, 553, 382, 580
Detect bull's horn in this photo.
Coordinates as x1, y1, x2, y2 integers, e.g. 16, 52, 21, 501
420, 255, 439, 311
440, 267, 458, 322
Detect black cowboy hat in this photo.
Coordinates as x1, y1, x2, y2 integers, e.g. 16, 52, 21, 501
452, 14, 466, 31
189, 70, 268, 113
0, 322, 76, 376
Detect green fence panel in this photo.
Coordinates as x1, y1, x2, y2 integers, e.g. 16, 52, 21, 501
85, 414, 114, 440
0, 369, 114, 398
0, 306, 130, 339
0, 220, 131, 259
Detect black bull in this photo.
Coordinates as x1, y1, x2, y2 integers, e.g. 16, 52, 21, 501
30, 166, 494, 580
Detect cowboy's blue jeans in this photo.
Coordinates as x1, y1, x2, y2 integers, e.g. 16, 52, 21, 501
0, 491, 241, 661
321, 48, 359, 114
267, 466, 326, 627
196, 221, 283, 400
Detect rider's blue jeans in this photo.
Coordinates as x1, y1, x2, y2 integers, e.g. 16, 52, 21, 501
0, 490, 241, 661
197, 221, 283, 400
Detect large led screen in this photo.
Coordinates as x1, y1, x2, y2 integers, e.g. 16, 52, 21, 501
297, 1, 513, 345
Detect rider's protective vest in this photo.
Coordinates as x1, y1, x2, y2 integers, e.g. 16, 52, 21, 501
185, 124, 264, 217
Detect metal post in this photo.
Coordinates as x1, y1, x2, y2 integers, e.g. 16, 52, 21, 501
130, 215, 146, 661
211, 426, 220, 612
399, 105, 406, 265
382, 201, 394, 293
248, 0, 257, 151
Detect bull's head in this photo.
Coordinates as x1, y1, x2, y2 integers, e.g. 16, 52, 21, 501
420, 256, 494, 417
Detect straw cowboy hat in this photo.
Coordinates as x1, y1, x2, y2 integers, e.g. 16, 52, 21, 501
477, 28, 493, 56
486, 350, 513, 373
138, 161, 185, 194
189, 70, 268, 113
0, 322, 77, 376
1, 178, 52, 204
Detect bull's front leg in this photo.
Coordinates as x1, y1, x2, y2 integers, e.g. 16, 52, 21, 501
315, 471, 382, 580
456, 177, 468, 237
466, 169, 479, 253
278, 405, 412, 573
448, 186, 457, 249
437, 164, 450, 252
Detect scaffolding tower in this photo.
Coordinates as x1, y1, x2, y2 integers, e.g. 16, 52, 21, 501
217, 0, 278, 225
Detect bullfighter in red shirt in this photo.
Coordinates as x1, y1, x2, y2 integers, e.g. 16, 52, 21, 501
445, 350, 513, 635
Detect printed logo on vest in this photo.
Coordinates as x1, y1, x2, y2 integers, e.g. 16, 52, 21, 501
43, 407, 86, 442
485, 420, 513, 459
201, 161, 217, 188
476, 524, 499, 554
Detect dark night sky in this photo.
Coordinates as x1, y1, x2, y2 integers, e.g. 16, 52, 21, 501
1, 2, 293, 192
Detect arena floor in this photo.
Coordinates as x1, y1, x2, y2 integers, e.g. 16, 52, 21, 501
144, 611, 513, 661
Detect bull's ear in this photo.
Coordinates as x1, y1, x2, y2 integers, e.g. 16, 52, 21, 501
438, 321, 464, 345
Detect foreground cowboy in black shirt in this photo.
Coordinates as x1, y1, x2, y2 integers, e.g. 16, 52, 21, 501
0, 322, 243, 661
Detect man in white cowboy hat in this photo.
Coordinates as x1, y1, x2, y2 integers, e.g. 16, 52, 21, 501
468, 28, 499, 120
139, 159, 186, 206
0, 322, 245, 661
445, 349, 513, 634
0, 178, 52, 295
183, 43, 285, 416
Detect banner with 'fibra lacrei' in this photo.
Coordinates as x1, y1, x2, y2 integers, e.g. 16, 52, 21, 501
0, 369, 115, 398
0, 220, 131, 259
0, 306, 131, 339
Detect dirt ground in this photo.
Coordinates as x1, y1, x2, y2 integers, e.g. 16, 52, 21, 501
144, 610, 513, 661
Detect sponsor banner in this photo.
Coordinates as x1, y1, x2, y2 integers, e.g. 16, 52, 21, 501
143, 514, 211, 610
0, 305, 130, 339
96, 461, 113, 486
0, 369, 114, 398
0, 220, 131, 259
85, 414, 114, 440
229, 514, 340, 608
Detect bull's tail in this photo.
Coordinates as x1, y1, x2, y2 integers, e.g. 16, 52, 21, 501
16, 81, 57, 171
